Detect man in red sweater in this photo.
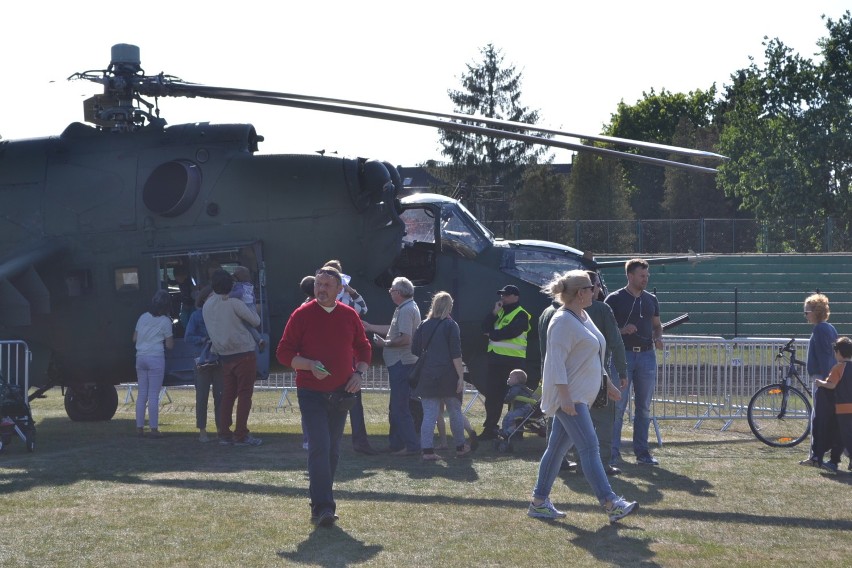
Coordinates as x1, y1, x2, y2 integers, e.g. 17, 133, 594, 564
276, 266, 371, 527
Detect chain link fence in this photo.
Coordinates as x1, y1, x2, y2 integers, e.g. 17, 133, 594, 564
493, 218, 852, 253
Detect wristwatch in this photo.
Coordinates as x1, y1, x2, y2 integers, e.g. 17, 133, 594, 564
355, 370, 365, 377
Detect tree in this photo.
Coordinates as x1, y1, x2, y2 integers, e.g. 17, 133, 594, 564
604, 87, 718, 219
438, 44, 547, 220
565, 153, 635, 252
717, 12, 852, 250
662, 118, 739, 219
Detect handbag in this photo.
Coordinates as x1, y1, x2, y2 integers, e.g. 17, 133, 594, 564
195, 341, 220, 369
592, 372, 609, 408
408, 319, 444, 389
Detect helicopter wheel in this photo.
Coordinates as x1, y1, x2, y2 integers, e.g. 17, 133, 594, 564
64, 384, 119, 421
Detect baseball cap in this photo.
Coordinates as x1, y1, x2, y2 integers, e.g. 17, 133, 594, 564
497, 285, 520, 296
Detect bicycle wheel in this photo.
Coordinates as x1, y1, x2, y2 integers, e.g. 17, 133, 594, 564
747, 384, 812, 447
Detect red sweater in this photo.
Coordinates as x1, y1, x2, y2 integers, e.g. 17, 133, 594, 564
276, 300, 372, 392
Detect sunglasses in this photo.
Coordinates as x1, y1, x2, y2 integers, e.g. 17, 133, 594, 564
315, 268, 342, 282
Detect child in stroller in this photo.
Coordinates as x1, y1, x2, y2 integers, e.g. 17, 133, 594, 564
0, 370, 35, 453
494, 369, 547, 452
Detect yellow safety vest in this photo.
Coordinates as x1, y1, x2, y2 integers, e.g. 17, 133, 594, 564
487, 305, 530, 358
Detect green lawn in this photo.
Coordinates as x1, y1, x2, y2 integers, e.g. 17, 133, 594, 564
1, 387, 850, 567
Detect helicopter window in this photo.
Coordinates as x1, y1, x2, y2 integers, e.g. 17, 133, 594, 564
439, 203, 489, 256
500, 249, 588, 287
401, 208, 437, 245
114, 267, 140, 292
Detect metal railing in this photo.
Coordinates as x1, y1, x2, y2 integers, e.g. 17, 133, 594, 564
0, 340, 31, 393
255, 336, 807, 426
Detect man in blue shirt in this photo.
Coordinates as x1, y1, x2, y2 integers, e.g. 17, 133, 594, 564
605, 259, 663, 466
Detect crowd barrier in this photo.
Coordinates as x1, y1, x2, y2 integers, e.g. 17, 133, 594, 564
256, 336, 808, 433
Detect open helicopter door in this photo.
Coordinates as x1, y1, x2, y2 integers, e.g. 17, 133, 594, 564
150, 241, 269, 386
380, 203, 441, 287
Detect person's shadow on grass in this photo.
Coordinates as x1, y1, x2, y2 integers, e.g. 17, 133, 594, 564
277, 525, 382, 567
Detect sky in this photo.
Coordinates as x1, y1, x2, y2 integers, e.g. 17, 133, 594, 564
1, 1, 848, 167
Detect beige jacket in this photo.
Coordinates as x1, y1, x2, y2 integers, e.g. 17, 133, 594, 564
202, 294, 261, 356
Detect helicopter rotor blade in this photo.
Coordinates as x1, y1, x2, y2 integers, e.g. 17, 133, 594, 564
153, 83, 720, 174
155, 83, 726, 162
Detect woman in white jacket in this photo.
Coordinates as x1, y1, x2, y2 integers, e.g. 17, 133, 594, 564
526, 270, 638, 524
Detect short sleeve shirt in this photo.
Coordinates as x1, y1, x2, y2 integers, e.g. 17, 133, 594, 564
605, 288, 659, 349
383, 298, 421, 366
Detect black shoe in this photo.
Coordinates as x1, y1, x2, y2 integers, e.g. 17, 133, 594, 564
477, 429, 498, 441
353, 444, 379, 455
312, 511, 339, 527
560, 459, 578, 472
606, 465, 622, 476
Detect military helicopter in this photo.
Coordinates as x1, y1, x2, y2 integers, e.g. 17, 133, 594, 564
0, 44, 723, 421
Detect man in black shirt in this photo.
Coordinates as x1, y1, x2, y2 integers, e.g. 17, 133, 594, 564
478, 285, 531, 441
605, 259, 663, 466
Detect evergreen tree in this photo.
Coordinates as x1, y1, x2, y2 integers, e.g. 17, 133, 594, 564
439, 44, 547, 220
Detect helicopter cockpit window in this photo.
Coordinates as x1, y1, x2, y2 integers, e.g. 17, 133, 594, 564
438, 202, 489, 257
114, 267, 140, 292
500, 249, 588, 288
401, 208, 436, 245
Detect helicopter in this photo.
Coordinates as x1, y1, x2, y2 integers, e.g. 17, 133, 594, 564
0, 44, 723, 421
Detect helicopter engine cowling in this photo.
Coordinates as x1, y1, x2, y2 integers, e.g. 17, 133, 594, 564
142, 159, 202, 217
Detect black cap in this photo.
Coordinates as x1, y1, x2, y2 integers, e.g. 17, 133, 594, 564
497, 285, 520, 296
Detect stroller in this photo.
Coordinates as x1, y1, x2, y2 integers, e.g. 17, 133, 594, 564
494, 384, 548, 453
0, 370, 35, 453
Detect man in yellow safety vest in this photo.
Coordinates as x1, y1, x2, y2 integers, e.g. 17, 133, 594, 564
478, 284, 531, 441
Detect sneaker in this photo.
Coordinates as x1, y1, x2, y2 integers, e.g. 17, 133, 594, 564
560, 459, 578, 472
302, 442, 309, 450
606, 496, 639, 523
821, 461, 839, 474
798, 458, 820, 467
527, 498, 567, 519
606, 465, 622, 476
390, 448, 418, 456
234, 435, 263, 447
456, 444, 472, 458
219, 437, 234, 446
636, 454, 659, 465
312, 511, 339, 527
421, 452, 441, 461
198, 429, 209, 443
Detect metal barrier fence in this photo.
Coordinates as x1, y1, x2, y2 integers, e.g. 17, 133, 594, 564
257, 336, 807, 429
0, 340, 31, 393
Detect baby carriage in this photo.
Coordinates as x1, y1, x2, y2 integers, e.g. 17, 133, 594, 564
0, 370, 36, 453
494, 384, 548, 453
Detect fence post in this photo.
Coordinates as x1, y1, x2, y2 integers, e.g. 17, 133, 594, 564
734, 287, 739, 338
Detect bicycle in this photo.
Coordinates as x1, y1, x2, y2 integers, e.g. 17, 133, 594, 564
747, 338, 813, 447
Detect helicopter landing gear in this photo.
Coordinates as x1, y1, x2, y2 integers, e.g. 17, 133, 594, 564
64, 384, 119, 421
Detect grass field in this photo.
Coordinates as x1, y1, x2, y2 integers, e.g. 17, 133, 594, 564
1, 387, 850, 567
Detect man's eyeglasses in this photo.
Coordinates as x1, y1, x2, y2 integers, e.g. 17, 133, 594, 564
388, 288, 399, 294
581, 285, 595, 290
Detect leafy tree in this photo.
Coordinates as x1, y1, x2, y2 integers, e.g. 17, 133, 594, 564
604, 87, 718, 219
438, 44, 547, 220
662, 118, 739, 218
718, 11, 852, 250
514, 162, 568, 221
566, 153, 632, 221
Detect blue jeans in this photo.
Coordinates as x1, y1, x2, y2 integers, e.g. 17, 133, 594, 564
297, 388, 349, 518
612, 350, 657, 460
387, 361, 420, 452
421, 397, 466, 450
348, 392, 370, 448
533, 405, 616, 506
195, 365, 224, 431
